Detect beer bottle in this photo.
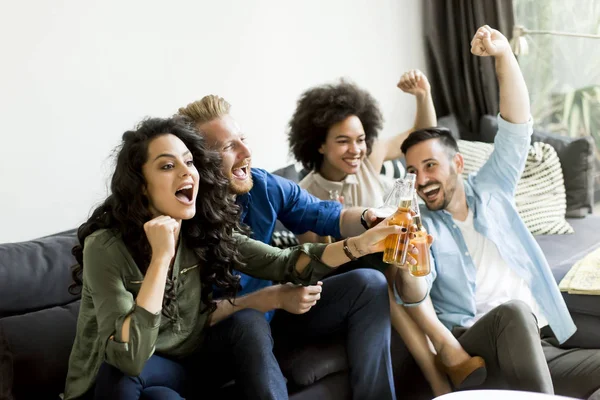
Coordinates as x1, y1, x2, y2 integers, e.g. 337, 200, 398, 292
408, 190, 431, 276
382, 174, 416, 265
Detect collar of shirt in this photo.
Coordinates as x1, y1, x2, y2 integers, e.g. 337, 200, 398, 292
311, 172, 359, 194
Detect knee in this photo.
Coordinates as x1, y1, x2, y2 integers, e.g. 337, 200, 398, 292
495, 300, 538, 329
95, 362, 143, 398
226, 308, 273, 345
347, 269, 388, 297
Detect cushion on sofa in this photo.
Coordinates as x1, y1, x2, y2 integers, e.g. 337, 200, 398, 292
536, 216, 600, 284
0, 301, 80, 398
458, 140, 573, 235
0, 231, 79, 318
0, 327, 14, 400
479, 115, 595, 218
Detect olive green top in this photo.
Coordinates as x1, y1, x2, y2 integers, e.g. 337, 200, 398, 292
64, 229, 329, 399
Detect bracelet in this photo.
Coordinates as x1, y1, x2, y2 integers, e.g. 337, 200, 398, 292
360, 208, 370, 230
343, 238, 358, 261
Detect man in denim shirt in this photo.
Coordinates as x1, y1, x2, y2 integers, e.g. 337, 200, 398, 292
177, 98, 396, 398
396, 25, 600, 399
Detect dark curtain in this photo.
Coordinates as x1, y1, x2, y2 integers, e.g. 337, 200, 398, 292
424, 0, 515, 140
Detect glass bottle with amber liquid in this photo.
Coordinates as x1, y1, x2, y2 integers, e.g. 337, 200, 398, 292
408, 190, 431, 276
382, 174, 416, 265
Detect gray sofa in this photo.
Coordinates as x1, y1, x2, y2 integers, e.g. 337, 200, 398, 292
0, 115, 598, 399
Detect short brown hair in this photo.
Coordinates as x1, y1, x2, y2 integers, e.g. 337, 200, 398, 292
178, 95, 231, 126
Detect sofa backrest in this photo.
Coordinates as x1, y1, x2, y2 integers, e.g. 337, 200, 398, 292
0, 230, 80, 318
0, 230, 80, 398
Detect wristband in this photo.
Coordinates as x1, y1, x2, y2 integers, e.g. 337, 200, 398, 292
360, 208, 370, 230
343, 238, 358, 261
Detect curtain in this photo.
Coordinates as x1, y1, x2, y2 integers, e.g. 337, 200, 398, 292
424, 0, 515, 140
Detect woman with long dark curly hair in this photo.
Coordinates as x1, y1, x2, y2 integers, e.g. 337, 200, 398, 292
287, 74, 486, 396
63, 116, 401, 400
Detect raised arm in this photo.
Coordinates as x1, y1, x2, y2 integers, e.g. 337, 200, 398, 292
83, 218, 179, 377
470, 25, 532, 193
369, 69, 437, 171
471, 25, 530, 124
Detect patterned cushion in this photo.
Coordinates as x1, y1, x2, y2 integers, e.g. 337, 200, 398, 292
458, 140, 573, 235
271, 228, 300, 249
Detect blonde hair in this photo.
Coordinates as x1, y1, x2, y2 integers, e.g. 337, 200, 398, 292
177, 95, 231, 126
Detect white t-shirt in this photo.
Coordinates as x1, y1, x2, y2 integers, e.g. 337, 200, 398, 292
453, 209, 548, 328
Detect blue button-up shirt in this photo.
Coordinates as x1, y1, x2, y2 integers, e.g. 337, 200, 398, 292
415, 115, 576, 344
234, 168, 343, 321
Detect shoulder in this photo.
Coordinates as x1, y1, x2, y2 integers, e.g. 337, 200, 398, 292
82, 229, 131, 281
83, 229, 131, 269
84, 229, 121, 252
299, 172, 328, 200
299, 171, 316, 189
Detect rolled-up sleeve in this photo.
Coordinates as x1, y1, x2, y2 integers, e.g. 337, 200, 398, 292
474, 114, 533, 194
83, 235, 160, 377
235, 233, 332, 284
393, 250, 436, 307
269, 173, 342, 238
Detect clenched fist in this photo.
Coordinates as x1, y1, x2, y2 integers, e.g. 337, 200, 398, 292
397, 69, 431, 97
470, 25, 511, 58
144, 215, 179, 262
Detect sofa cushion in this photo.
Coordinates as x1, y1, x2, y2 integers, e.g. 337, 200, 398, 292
480, 115, 595, 218
0, 230, 79, 318
536, 215, 600, 349
458, 140, 573, 235
0, 327, 14, 400
537, 216, 600, 283
277, 339, 348, 388
0, 301, 80, 398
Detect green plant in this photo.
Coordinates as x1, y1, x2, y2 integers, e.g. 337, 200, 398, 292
543, 85, 600, 142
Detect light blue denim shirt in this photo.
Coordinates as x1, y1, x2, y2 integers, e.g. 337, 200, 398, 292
396, 114, 576, 344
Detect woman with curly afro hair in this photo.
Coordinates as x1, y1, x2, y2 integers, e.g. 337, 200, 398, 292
287, 71, 487, 396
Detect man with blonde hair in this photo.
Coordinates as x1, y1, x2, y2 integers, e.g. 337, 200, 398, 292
178, 96, 398, 399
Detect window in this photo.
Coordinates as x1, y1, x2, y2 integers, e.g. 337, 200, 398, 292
513, 0, 600, 197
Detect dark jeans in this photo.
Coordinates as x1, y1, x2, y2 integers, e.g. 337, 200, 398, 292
453, 300, 600, 400
270, 268, 396, 400
94, 304, 286, 400
93, 269, 394, 400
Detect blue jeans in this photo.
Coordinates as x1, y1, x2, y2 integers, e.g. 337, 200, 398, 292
94, 302, 287, 399
270, 268, 396, 400
94, 269, 394, 400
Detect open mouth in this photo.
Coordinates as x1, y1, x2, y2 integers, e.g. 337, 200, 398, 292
343, 158, 361, 168
232, 165, 249, 180
421, 184, 441, 202
175, 184, 194, 205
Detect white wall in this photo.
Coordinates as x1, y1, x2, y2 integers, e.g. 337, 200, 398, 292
0, 0, 427, 243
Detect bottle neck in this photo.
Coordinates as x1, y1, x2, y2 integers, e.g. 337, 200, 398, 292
398, 199, 411, 209
413, 215, 424, 229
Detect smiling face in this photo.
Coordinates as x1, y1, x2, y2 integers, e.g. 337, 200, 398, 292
197, 115, 253, 195
141, 134, 200, 220
318, 115, 367, 181
404, 138, 464, 211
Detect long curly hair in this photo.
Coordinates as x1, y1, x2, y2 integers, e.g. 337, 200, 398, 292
288, 79, 384, 172
69, 116, 243, 319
